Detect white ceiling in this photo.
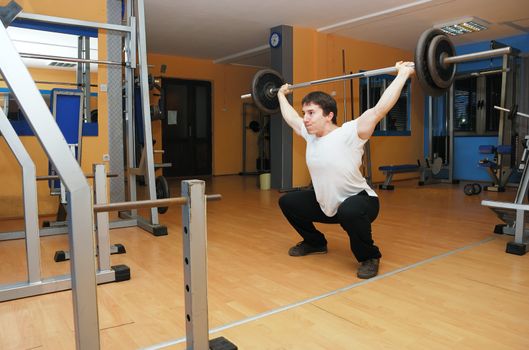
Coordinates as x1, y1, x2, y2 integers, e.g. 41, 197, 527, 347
144, 0, 529, 68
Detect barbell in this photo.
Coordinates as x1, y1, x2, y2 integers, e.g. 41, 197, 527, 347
242, 28, 512, 114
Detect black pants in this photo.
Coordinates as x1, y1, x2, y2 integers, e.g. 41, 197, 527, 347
278, 190, 381, 262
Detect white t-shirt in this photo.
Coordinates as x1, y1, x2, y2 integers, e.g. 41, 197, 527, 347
299, 120, 377, 217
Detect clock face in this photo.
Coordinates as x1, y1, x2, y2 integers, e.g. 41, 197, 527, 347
270, 32, 281, 48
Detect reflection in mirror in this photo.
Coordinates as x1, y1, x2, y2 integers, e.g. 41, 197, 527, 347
1, 26, 100, 123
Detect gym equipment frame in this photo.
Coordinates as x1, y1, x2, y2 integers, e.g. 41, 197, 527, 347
482, 107, 529, 255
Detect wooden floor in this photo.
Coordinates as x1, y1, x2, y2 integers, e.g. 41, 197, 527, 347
0, 176, 528, 349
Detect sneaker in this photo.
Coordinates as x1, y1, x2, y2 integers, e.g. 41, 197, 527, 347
357, 258, 380, 279
288, 241, 327, 257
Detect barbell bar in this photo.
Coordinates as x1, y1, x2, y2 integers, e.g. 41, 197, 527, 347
242, 28, 512, 114
494, 106, 529, 119
19, 52, 126, 67
93, 194, 222, 213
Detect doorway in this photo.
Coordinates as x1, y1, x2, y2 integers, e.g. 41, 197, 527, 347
162, 78, 212, 177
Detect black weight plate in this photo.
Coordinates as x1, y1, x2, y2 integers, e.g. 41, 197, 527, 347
248, 120, 260, 132
251, 69, 284, 114
472, 183, 482, 195
463, 183, 474, 196
427, 34, 456, 89
414, 28, 449, 97
155, 175, 170, 214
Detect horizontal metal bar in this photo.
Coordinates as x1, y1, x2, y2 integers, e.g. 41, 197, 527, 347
443, 47, 512, 64
18, 12, 133, 33
36, 173, 118, 181
94, 197, 187, 212
206, 194, 222, 201
494, 106, 529, 119
279, 66, 399, 93
481, 199, 529, 211
0, 269, 115, 302
0, 78, 98, 87
20, 52, 125, 66
93, 194, 222, 212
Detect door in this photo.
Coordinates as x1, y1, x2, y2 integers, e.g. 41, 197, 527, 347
162, 78, 212, 177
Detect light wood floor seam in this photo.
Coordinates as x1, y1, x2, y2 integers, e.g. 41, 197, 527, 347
141, 235, 497, 350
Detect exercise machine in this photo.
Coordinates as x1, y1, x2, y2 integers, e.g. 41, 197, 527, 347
482, 107, 529, 255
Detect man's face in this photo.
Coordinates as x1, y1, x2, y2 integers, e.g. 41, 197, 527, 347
302, 102, 333, 135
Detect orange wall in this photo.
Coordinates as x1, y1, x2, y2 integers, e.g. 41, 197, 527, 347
291, 27, 424, 186
147, 54, 259, 175
0, 0, 107, 218
1, 0, 106, 21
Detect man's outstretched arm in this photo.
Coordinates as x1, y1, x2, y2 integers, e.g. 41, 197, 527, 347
277, 84, 303, 135
356, 61, 415, 140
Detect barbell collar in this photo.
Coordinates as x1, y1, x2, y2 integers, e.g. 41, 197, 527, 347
93, 194, 222, 212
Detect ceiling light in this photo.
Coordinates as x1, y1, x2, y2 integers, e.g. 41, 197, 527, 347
435, 17, 488, 36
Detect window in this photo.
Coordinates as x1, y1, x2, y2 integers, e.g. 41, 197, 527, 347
0, 89, 98, 136
359, 74, 411, 136
453, 72, 502, 135
0, 91, 51, 121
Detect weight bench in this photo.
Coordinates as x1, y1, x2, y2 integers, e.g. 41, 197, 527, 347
378, 163, 420, 190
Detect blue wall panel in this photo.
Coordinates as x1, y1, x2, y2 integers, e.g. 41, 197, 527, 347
454, 136, 497, 181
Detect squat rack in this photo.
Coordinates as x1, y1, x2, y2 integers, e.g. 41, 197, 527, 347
0, 0, 166, 239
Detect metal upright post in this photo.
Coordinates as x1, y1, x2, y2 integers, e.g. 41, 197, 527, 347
242, 103, 247, 173
94, 164, 111, 271
77, 36, 90, 164
0, 109, 41, 284
428, 96, 433, 160
447, 86, 455, 182
135, 0, 159, 225
181, 180, 209, 350
124, 0, 137, 208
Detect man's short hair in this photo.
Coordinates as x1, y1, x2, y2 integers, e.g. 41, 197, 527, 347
302, 91, 338, 124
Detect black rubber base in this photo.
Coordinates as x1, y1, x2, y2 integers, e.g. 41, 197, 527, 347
54, 250, 67, 262
418, 181, 425, 186
152, 225, 168, 236
209, 337, 238, 350
494, 224, 507, 234
378, 184, 394, 190
114, 243, 127, 254
112, 264, 131, 281
506, 242, 527, 256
